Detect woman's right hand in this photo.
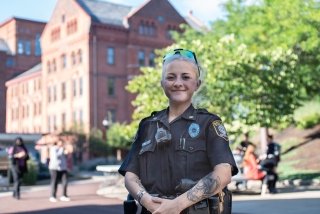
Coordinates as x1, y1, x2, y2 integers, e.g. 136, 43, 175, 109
141, 194, 161, 213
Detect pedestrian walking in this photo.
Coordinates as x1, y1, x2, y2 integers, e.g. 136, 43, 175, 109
48, 139, 71, 202
7, 137, 29, 200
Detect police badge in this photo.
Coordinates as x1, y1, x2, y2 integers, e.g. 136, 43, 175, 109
188, 123, 200, 138
212, 120, 229, 141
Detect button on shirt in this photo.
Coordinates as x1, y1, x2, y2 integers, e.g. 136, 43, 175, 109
119, 105, 238, 196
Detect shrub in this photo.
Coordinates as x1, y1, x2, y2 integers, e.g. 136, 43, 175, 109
23, 160, 38, 185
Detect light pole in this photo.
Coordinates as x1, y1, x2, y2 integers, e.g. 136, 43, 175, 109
102, 117, 110, 140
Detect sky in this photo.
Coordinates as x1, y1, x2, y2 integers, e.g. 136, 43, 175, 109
0, 0, 228, 26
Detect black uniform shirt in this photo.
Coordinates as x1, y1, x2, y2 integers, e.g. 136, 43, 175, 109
119, 105, 238, 196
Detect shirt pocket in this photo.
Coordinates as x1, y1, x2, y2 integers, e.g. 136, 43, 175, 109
139, 140, 156, 155
176, 138, 206, 153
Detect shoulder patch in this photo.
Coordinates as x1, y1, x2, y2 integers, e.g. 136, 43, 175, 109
212, 120, 229, 141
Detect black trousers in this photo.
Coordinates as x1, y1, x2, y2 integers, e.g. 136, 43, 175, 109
50, 170, 68, 198
10, 167, 23, 198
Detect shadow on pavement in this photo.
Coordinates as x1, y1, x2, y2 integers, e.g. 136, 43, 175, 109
14, 204, 123, 214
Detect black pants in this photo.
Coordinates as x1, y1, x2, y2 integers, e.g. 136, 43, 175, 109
50, 170, 68, 198
10, 167, 23, 199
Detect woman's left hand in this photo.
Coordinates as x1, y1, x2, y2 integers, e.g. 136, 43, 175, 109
151, 197, 182, 214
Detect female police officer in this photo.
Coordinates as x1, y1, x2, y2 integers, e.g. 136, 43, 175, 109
119, 49, 238, 214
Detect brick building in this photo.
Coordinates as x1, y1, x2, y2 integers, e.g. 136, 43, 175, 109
3, 0, 202, 135
0, 18, 45, 132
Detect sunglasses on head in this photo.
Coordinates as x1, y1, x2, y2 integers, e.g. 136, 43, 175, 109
163, 48, 200, 75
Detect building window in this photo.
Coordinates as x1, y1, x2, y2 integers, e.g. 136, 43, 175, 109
6, 57, 15, 67
47, 87, 51, 103
47, 61, 51, 73
17, 40, 24, 54
107, 77, 115, 96
138, 21, 156, 36
149, 52, 155, 67
53, 85, 57, 102
52, 59, 56, 72
38, 102, 41, 114
138, 50, 145, 66
79, 110, 83, 125
71, 52, 76, 65
67, 19, 77, 35
35, 34, 41, 56
25, 41, 31, 55
107, 47, 115, 65
62, 113, 66, 130
73, 79, 77, 97
61, 82, 66, 100
73, 111, 77, 123
79, 77, 83, 96
61, 54, 67, 69
78, 49, 82, 63
108, 109, 117, 122
51, 27, 61, 42
53, 115, 57, 131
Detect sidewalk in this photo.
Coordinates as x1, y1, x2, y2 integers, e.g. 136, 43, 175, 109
1, 171, 319, 213
0, 175, 124, 214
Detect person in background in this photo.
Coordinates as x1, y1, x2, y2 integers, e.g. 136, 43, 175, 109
48, 139, 71, 202
264, 134, 281, 193
119, 48, 238, 214
242, 143, 265, 181
239, 132, 252, 154
7, 137, 29, 200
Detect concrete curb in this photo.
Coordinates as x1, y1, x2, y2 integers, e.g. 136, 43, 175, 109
280, 179, 320, 187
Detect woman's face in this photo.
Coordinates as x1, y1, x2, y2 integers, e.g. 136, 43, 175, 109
161, 60, 199, 105
15, 139, 22, 146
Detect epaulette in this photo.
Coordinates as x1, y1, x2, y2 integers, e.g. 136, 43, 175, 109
139, 110, 161, 123
196, 108, 220, 119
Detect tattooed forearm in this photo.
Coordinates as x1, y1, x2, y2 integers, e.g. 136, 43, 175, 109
133, 177, 145, 190
187, 173, 221, 202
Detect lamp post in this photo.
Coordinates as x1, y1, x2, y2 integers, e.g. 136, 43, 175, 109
102, 117, 110, 140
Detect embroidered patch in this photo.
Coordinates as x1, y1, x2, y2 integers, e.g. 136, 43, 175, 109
212, 120, 228, 141
188, 123, 200, 138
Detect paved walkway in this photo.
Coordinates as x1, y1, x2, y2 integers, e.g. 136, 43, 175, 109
1, 175, 319, 214
0, 179, 124, 214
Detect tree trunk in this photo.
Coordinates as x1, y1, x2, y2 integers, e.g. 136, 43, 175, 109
116, 149, 121, 161
259, 127, 269, 155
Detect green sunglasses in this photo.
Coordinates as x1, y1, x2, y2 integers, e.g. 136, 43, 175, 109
163, 48, 200, 75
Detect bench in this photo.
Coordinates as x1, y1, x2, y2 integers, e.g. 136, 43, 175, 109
231, 172, 268, 195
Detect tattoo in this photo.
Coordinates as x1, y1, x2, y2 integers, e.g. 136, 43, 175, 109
187, 173, 221, 202
134, 177, 145, 190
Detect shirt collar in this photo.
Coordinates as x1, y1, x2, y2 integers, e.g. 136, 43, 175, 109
151, 104, 196, 127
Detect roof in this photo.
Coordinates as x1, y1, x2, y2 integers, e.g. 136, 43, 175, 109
76, 0, 132, 27
184, 11, 208, 32
11, 63, 42, 80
